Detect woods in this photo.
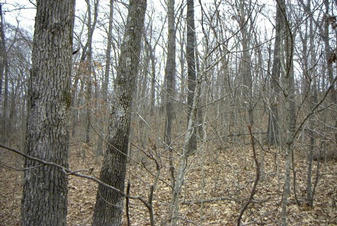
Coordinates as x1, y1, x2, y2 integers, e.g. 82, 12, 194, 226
1, 0, 337, 225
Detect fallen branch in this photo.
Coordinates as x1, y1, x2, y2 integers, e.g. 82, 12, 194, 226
0, 143, 147, 204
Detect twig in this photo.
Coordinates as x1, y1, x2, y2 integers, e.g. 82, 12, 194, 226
126, 182, 131, 226
148, 185, 155, 226
237, 126, 260, 226
182, 197, 240, 205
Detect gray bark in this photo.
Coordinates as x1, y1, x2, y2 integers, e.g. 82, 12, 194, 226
164, 0, 176, 190
92, 1, 146, 225
171, 66, 203, 226
267, 0, 284, 145
21, 0, 75, 225
186, 0, 197, 153
280, 0, 295, 224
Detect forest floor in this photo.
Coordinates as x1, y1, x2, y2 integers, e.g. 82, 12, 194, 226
1, 141, 337, 225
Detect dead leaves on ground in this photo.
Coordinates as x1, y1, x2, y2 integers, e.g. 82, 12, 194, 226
0, 144, 336, 225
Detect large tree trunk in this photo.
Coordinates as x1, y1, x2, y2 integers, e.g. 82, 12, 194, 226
92, 1, 146, 225
21, 1, 75, 225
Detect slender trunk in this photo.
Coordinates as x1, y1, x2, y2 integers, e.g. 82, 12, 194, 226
281, 1, 295, 224
323, 1, 337, 145
267, 0, 284, 145
21, 1, 75, 225
0, 4, 8, 144
186, 0, 197, 153
92, 1, 146, 225
149, 44, 156, 115
85, 0, 99, 145
238, 0, 253, 126
171, 68, 202, 226
0, 4, 3, 103
164, 0, 176, 193
96, 0, 114, 155
305, 0, 317, 206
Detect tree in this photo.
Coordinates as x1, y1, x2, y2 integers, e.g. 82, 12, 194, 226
0, 3, 9, 144
92, 0, 147, 225
164, 0, 176, 190
237, 0, 253, 126
279, 0, 296, 224
96, 0, 114, 155
21, 0, 75, 225
267, 0, 284, 145
85, 0, 100, 145
186, 0, 197, 153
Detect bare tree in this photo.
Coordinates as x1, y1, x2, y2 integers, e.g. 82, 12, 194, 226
267, 0, 284, 145
92, 0, 147, 225
21, 0, 75, 225
186, 0, 197, 153
85, 0, 100, 145
280, 0, 296, 224
96, 0, 114, 155
164, 0, 176, 190
0, 3, 8, 144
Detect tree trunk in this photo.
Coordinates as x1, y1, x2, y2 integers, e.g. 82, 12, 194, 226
0, 3, 3, 102
186, 0, 197, 153
267, 0, 284, 145
171, 66, 202, 226
85, 0, 99, 145
21, 1, 75, 225
92, 1, 146, 225
96, 0, 114, 156
0, 3, 8, 144
238, 0, 253, 126
323, 1, 337, 145
164, 0, 176, 190
280, 1, 295, 224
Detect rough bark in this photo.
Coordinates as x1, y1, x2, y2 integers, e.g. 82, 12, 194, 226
21, 0, 75, 225
92, 1, 146, 225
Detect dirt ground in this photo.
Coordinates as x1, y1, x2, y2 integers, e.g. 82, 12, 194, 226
1, 142, 337, 225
